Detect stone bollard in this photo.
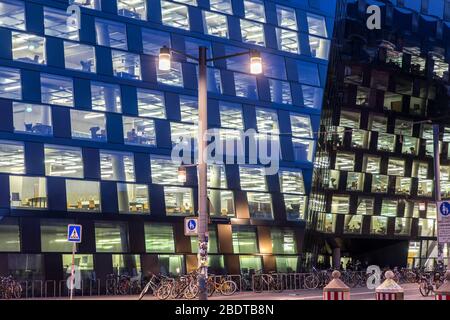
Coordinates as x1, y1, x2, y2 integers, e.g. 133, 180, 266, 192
435, 271, 450, 300
323, 270, 350, 300
375, 270, 404, 300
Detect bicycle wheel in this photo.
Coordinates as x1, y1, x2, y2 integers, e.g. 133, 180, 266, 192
157, 283, 172, 300
220, 281, 237, 296
184, 283, 199, 299
419, 280, 430, 297
207, 281, 215, 297
304, 275, 319, 290
138, 281, 152, 300
13, 283, 22, 299
271, 279, 283, 293
118, 279, 131, 295
253, 277, 263, 293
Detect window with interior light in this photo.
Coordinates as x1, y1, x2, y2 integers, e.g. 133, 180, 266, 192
13, 103, 53, 136
41, 73, 73, 107
12, 32, 46, 65
10, 176, 47, 209
95, 18, 128, 50
276, 28, 299, 54
117, 0, 146, 20
41, 219, 74, 252
44, 6, 79, 40
44, 145, 83, 178
209, 0, 232, 14
66, 180, 101, 212
301, 85, 323, 109
123, 116, 156, 146
144, 224, 175, 252
118, 183, 150, 214
150, 156, 183, 185
164, 186, 193, 215
91, 81, 122, 113
232, 225, 258, 253
0, 67, 21, 100
269, 79, 292, 104
239, 166, 267, 191
240, 19, 265, 46
335, 152, 355, 171
0, 0, 25, 30
137, 89, 165, 119
247, 192, 273, 220
69, 0, 101, 10
161, 0, 190, 30
71, 110, 106, 141
95, 222, 129, 252
271, 229, 296, 254
331, 195, 349, 214
142, 28, 171, 56
157, 61, 183, 87
219, 101, 243, 129
276, 5, 297, 30
111, 50, 141, 80
64, 42, 96, 73
203, 11, 228, 38
243, 0, 265, 22
100, 150, 135, 182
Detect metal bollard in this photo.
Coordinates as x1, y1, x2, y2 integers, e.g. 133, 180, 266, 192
435, 271, 450, 300
375, 270, 404, 300
323, 270, 350, 300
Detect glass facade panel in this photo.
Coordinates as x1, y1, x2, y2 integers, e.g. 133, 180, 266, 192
111, 50, 141, 80
41, 73, 73, 107
70, 110, 106, 141
137, 89, 166, 119
271, 229, 296, 254
95, 18, 128, 50
95, 222, 128, 252
123, 116, 156, 146
0, 66, 21, 100
13, 103, 52, 136
44, 145, 83, 178
12, 32, 46, 65
117, 0, 146, 20
41, 220, 73, 252
240, 19, 265, 46
145, 224, 175, 252
247, 192, 273, 219
100, 150, 135, 182
66, 180, 101, 212
118, 183, 150, 214
164, 186, 193, 215
10, 176, 47, 209
232, 226, 258, 253
161, 0, 189, 30
64, 42, 96, 73
91, 82, 122, 113
0, 218, 20, 252
0, 0, 25, 30
44, 6, 79, 40
203, 11, 228, 38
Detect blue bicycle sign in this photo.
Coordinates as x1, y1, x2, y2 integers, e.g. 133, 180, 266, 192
184, 217, 198, 236
439, 202, 450, 217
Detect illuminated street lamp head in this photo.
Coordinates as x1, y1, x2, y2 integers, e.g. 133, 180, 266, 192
159, 46, 171, 71
250, 50, 262, 75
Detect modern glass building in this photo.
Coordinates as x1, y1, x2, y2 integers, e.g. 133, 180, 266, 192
307, 0, 450, 269
0, 0, 335, 284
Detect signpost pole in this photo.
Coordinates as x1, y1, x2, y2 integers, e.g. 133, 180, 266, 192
433, 124, 447, 270
70, 242, 75, 300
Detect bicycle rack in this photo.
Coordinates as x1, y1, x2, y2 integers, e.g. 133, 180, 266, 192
44, 280, 57, 298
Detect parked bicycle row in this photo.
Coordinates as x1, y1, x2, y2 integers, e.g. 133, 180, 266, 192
1, 266, 443, 299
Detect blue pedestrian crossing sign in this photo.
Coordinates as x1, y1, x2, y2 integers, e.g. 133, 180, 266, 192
67, 224, 82, 243
184, 217, 198, 236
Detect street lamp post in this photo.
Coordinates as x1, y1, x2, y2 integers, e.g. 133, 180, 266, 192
159, 45, 262, 300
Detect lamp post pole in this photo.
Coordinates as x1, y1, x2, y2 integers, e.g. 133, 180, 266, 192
197, 46, 209, 300
159, 45, 262, 300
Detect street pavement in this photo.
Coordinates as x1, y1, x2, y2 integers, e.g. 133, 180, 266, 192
22, 283, 434, 300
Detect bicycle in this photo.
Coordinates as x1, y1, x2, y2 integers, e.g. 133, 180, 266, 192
253, 271, 283, 293
207, 275, 237, 296
138, 274, 169, 300
106, 274, 132, 295
156, 271, 199, 300
419, 272, 443, 297
0, 276, 22, 299
304, 267, 331, 289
